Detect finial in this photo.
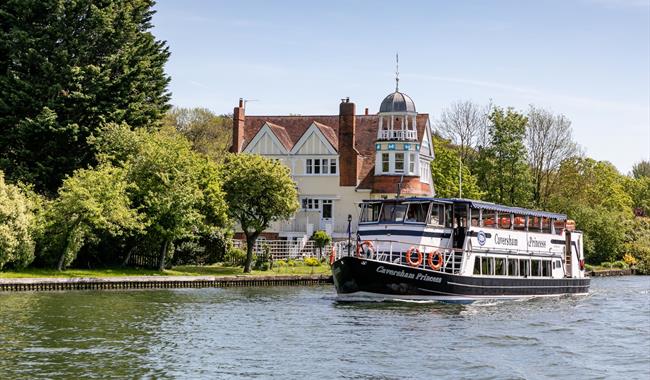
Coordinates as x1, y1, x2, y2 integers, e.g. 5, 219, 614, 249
395, 53, 399, 92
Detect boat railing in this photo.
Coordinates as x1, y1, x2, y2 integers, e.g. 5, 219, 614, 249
332, 239, 464, 274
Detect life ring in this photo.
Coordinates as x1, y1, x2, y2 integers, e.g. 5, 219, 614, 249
428, 251, 444, 271
406, 247, 423, 267
329, 246, 336, 265
357, 240, 375, 258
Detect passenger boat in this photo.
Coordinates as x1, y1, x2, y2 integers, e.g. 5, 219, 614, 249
331, 198, 590, 303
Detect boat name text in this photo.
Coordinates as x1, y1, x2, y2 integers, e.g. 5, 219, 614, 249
494, 234, 519, 246
376, 266, 442, 283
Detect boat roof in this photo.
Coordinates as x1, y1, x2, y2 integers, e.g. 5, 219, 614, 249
361, 197, 567, 220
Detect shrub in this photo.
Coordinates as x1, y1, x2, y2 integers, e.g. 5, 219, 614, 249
600, 262, 613, 268
254, 243, 271, 271
224, 247, 247, 267
304, 257, 320, 267
584, 264, 594, 272
311, 230, 332, 259
626, 242, 650, 274
275, 259, 287, 267
611, 260, 628, 269
0, 172, 36, 269
287, 259, 296, 267
623, 253, 638, 266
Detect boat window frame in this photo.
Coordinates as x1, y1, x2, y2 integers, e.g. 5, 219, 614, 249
359, 202, 383, 224
428, 203, 445, 227
403, 202, 430, 225
378, 202, 408, 224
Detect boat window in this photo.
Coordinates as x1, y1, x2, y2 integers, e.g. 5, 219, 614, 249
499, 213, 512, 229
553, 220, 565, 235
474, 257, 481, 275
507, 258, 518, 276
531, 259, 541, 276
379, 203, 407, 223
405, 203, 429, 223
494, 257, 505, 275
482, 257, 493, 275
482, 210, 496, 228
541, 218, 551, 234
530, 217, 541, 232
513, 215, 526, 231
519, 259, 530, 277
470, 208, 480, 227
555, 260, 562, 269
444, 206, 453, 228
360, 203, 381, 223
542, 260, 552, 277
430, 204, 443, 226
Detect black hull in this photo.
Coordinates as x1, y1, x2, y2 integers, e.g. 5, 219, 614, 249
332, 256, 590, 302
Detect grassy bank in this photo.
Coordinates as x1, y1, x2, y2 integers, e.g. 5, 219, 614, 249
0, 263, 331, 279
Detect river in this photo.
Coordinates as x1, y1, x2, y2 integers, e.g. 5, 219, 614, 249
0, 276, 648, 379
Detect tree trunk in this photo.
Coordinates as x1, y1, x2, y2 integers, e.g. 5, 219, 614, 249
243, 232, 259, 273
158, 239, 170, 271
121, 245, 136, 267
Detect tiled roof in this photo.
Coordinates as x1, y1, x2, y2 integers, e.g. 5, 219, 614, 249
241, 114, 430, 189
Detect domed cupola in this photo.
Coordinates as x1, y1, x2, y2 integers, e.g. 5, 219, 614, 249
379, 91, 416, 113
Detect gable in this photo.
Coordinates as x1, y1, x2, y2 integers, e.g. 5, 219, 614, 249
419, 119, 434, 158
291, 123, 337, 155
243, 124, 289, 155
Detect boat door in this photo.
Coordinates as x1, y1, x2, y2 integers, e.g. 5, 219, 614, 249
453, 204, 468, 249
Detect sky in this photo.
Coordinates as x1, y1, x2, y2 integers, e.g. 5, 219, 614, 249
152, 0, 650, 174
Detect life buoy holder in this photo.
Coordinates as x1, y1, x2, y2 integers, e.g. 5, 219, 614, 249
357, 240, 375, 258
405, 247, 423, 267
329, 246, 336, 265
579, 259, 585, 270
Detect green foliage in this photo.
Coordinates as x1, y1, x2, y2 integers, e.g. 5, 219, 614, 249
253, 244, 271, 271
611, 261, 628, 269
220, 153, 299, 272
0, 0, 171, 194
0, 171, 36, 269
631, 160, 650, 179
473, 107, 532, 206
38, 165, 146, 270
312, 231, 332, 248
287, 259, 296, 267
584, 264, 594, 272
224, 247, 246, 267
623, 217, 650, 274
91, 124, 229, 270
164, 107, 232, 162
626, 176, 650, 215
430, 136, 483, 199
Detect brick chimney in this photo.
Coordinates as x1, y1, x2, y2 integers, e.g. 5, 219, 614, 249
339, 98, 360, 186
230, 98, 245, 153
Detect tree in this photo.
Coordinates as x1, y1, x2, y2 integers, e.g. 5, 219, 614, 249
526, 106, 579, 208
0, 0, 171, 194
548, 157, 634, 263
473, 107, 532, 206
221, 154, 299, 273
430, 136, 483, 199
40, 165, 145, 270
91, 124, 228, 270
0, 171, 36, 269
312, 230, 332, 260
163, 107, 232, 162
436, 100, 489, 162
631, 160, 650, 179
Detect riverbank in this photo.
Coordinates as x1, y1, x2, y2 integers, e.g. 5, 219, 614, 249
588, 268, 636, 277
0, 273, 333, 292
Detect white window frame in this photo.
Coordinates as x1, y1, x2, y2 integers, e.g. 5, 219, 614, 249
304, 157, 338, 176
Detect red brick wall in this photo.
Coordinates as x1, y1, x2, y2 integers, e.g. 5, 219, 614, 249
372, 175, 431, 196
230, 99, 245, 153
233, 232, 281, 241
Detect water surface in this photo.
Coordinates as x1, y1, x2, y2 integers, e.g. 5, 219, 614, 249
0, 276, 648, 379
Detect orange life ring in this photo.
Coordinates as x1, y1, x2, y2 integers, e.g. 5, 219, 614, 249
357, 240, 375, 258
329, 246, 336, 265
428, 251, 444, 270
406, 247, 423, 267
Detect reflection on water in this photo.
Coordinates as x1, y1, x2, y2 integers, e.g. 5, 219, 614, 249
0, 277, 648, 379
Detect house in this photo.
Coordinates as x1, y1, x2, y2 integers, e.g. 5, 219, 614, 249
229, 86, 435, 241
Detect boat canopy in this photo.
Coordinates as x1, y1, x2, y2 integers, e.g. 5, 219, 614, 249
361, 197, 566, 220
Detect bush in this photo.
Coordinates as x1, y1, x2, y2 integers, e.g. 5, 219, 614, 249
253, 243, 271, 271
287, 259, 296, 267
0, 171, 36, 269
626, 242, 650, 274
600, 262, 613, 268
224, 247, 247, 267
611, 260, 629, 269
275, 259, 287, 267
584, 264, 594, 272
304, 257, 320, 267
